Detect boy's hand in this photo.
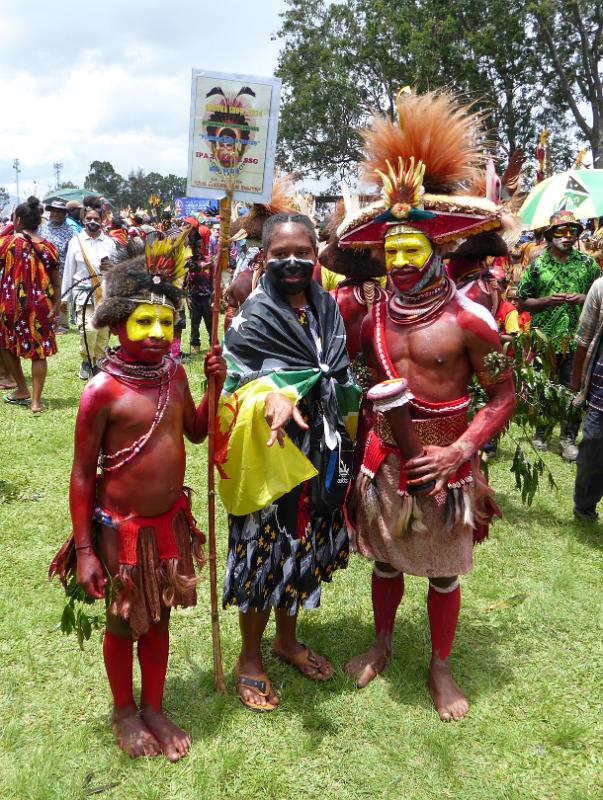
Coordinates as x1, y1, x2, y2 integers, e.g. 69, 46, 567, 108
76, 551, 107, 599
204, 345, 227, 386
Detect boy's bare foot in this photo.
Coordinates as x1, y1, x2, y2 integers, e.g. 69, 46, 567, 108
345, 642, 390, 689
428, 659, 469, 721
112, 706, 161, 758
140, 707, 191, 762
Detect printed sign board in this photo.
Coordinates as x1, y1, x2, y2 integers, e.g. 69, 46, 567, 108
187, 69, 281, 203
173, 197, 219, 218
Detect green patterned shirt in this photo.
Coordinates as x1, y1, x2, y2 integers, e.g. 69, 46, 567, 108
517, 247, 600, 353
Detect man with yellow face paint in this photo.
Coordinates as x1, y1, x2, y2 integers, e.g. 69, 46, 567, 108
50, 236, 226, 762
383, 227, 439, 294
336, 89, 516, 722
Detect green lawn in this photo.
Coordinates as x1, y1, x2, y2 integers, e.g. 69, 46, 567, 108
0, 329, 601, 800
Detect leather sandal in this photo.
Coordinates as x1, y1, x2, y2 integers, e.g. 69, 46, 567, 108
271, 643, 334, 681
234, 671, 279, 712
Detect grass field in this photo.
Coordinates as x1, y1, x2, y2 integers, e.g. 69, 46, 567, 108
0, 328, 602, 800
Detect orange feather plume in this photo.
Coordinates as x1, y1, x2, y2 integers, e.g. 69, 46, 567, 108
361, 90, 486, 194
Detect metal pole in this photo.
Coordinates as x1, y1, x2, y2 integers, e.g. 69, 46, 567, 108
13, 159, 20, 201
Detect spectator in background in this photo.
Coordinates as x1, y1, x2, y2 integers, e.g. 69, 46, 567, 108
516, 211, 600, 461
0, 197, 61, 412
571, 272, 603, 521
39, 200, 75, 333
62, 206, 116, 380
185, 233, 213, 354
65, 200, 83, 233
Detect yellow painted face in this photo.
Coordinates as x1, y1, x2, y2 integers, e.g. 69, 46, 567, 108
384, 231, 433, 272
125, 303, 174, 342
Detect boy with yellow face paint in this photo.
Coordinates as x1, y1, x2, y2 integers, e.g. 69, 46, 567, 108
336, 89, 516, 722
50, 236, 226, 762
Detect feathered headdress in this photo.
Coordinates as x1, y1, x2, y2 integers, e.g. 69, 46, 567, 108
338, 89, 503, 248
92, 229, 190, 328
230, 171, 299, 242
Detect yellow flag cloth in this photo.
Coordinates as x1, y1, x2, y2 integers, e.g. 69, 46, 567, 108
216, 377, 318, 516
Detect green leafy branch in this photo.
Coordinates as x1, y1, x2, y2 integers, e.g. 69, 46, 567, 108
59, 575, 110, 650
471, 330, 577, 506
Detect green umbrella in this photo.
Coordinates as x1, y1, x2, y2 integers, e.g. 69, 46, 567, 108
519, 169, 603, 230
41, 187, 114, 208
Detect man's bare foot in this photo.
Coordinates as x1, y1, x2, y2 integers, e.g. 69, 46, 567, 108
345, 642, 390, 689
428, 659, 469, 721
112, 706, 161, 758
233, 661, 280, 711
140, 707, 191, 762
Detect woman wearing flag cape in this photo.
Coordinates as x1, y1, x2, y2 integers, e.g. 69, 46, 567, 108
216, 212, 361, 711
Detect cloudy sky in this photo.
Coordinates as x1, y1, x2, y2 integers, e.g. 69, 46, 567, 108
0, 0, 288, 201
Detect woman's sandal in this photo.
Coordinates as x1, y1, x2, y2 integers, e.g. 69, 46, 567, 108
234, 671, 279, 712
271, 644, 334, 681
3, 393, 31, 406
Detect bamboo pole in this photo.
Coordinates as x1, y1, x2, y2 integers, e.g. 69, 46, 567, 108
205, 192, 232, 694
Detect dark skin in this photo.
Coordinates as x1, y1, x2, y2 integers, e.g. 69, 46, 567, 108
233, 222, 335, 711
516, 230, 586, 313
571, 344, 588, 393
345, 255, 516, 721
72, 310, 226, 760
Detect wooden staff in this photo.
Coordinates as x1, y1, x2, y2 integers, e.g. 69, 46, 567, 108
205, 193, 232, 694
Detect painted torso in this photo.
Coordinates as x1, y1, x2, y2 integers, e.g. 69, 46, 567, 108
85, 366, 190, 516
363, 294, 501, 404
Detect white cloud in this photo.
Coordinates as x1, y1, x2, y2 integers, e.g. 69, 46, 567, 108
0, 0, 286, 199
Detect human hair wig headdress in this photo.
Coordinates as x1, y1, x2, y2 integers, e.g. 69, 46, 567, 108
92, 230, 190, 328
337, 89, 504, 248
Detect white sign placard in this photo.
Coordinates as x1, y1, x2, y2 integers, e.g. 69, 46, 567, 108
187, 69, 282, 203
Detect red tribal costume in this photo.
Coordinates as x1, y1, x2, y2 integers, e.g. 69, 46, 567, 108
338, 89, 515, 720
354, 301, 500, 577
50, 488, 205, 640
49, 230, 226, 760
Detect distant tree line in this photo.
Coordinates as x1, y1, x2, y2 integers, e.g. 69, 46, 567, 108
83, 162, 186, 210
274, 0, 603, 185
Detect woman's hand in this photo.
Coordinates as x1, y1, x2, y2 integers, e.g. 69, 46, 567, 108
48, 301, 61, 323
264, 392, 308, 448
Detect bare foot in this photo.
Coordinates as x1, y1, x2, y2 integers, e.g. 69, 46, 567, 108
233, 661, 280, 711
345, 642, 390, 689
140, 707, 192, 762
112, 706, 161, 758
428, 659, 469, 721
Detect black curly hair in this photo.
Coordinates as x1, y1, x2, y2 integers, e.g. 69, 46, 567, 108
15, 196, 43, 230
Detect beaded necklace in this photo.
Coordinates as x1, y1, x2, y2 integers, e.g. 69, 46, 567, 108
97, 349, 176, 472
387, 275, 455, 327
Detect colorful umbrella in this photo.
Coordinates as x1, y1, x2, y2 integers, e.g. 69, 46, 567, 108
519, 169, 603, 230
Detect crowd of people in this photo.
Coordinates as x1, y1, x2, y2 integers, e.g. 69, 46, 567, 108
0, 196, 219, 404
3, 88, 603, 764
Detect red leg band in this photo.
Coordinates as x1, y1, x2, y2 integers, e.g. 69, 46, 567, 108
372, 570, 404, 637
427, 583, 461, 661
138, 624, 169, 711
103, 630, 135, 709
